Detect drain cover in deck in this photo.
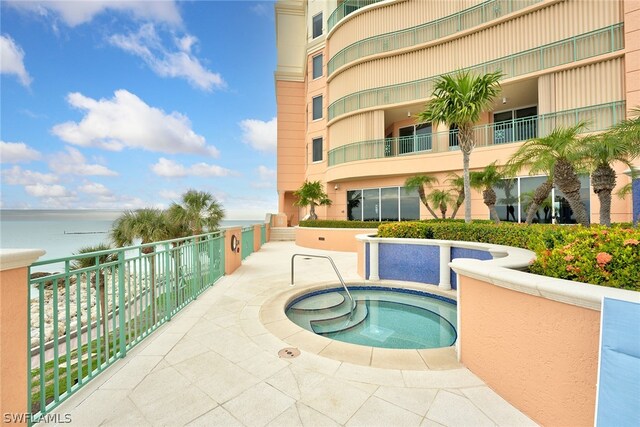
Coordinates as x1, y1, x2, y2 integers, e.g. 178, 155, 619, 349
278, 347, 300, 358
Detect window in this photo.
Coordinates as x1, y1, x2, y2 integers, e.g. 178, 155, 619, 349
346, 187, 419, 221
449, 124, 459, 149
398, 123, 432, 154
312, 137, 323, 162
312, 95, 323, 120
312, 13, 323, 38
491, 175, 590, 224
493, 106, 537, 144
312, 54, 323, 79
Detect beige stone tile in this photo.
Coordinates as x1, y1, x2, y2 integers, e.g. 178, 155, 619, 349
300, 377, 372, 424
335, 362, 405, 387
163, 335, 210, 366
461, 386, 538, 426
265, 404, 302, 427
173, 351, 235, 383
208, 333, 264, 363
402, 368, 484, 389
135, 383, 218, 426
265, 318, 303, 338
284, 330, 332, 354
239, 316, 269, 337
292, 352, 342, 376
184, 318, 223, 338
161, 315, 200, 334
266, 366, 327, 400
210, 313, 239, 328
418, 347, 462, 370
101, 355, 163, 390
375, 386, 438, 416
101, 397, 151, 426
64, 389, 130, 426
250, 332, 289, 353
426, 390, 494, 427
236, 351, 289, 380
223, 382, 295, 427
371, 348, 428, 370
421, 418, 447, 427
129, 366, 190, 407
346, 396, 423, 426
319, 341, 372, 366
186, 406, 243, 427
260, 307, 286, 324
296, 402, 340, 426
138, 332, 184, 356
195, 363, 261, 404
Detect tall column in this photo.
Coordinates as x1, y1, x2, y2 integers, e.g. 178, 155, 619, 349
439, 244, 452, 290
369, 241, 380, 281
0, 249, 45, 426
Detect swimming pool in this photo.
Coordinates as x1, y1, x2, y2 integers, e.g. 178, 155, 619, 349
285, 286, 457, 349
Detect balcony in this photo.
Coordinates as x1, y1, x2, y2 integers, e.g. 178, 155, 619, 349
328, 23, 624, 121
328, 0, 543, 75
328, 101, 625, 167
327, 0, 385, 32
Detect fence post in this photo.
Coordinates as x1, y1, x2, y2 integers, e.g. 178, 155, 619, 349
118, 249, 127, 357
164, 244, 172, 322
0, 249, 44, 426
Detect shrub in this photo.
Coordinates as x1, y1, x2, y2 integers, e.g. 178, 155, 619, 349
298, 220, 384, 228
377, 221, 640, 290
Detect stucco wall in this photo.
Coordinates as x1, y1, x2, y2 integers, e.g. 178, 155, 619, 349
295, 227, 374, 252
458, 275, 600, 426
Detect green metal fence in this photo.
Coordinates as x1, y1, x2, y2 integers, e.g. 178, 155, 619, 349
241, 226, 255, 260
27, 231, 224, 423
328, 0, 384, 32
328, 23, 624, 121
261, 224, 267, 245
328, 0, 542, 75
328, 101, 625, 166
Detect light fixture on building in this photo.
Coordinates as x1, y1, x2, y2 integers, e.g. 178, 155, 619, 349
334, 184, 339, 190
502, 97, 507, 104
407, 111, 411, 117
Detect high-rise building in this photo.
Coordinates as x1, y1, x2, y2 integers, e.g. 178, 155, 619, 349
275, 0, 639, 225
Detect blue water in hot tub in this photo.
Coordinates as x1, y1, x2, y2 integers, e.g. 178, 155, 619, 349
285, 287, 457, 349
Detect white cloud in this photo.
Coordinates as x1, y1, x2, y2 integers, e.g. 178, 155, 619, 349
48, 147, 117, 176
159, 189, 180, 200
0, 35, 32, 87
77, 182, 111, 196
25, 183, 72, 198
239, 117, 277, 152
151, 157, 233, 178
250, 3, 270, 17
252, 165, 276, 188
6, 1, 182, 27
0, 141, 41, 163
1, 165, 58, 185
109, 24, 224, 91
52, 90, 219, 156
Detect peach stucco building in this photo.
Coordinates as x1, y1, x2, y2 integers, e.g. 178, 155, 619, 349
275, 0, 640, 226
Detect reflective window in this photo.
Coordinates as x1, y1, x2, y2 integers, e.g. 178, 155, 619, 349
520, 176, 552, 223
380, 188, 399, 221
312, 54, 323, 79
312, 95, 322, 120
312, 13, 323, 38
346, 187, 419, 221
312, 137, 323, 162
400, 187, 420, 220
362, 189, 379, 221
347, 190, 362, 220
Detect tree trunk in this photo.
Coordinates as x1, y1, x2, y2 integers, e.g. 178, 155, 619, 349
554, 159, 589, 226
450, 194, 464, 219
309, 203, 317, 220
459, 126, 474, 224
483, 188, 500, 224
591, 164, 617, 226
525, 179, 553, 224
417, 185, 439, 219
440, 204, 447, 219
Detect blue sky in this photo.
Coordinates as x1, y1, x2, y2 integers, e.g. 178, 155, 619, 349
0, 0, 277, 219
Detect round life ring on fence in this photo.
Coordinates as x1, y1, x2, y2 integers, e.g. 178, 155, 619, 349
231, 235, 239, 252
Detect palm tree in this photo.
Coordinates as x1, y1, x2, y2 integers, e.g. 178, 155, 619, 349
445, 174, 465, 219
71, 243, 115, 355
166, 190, 225, 237
405, 175, 439, 219
427, 189, 454, 219
470, 162, 503, 224
293, 180, 332, 220
111, 209, 170, 324
505, 124, 590, 226
520, 190, 553, 223
417, 70, 503, 223
580, 132, 639, 226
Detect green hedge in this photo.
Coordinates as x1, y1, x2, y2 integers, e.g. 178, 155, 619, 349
377, 221, 640, 291
299, 220, 384, 228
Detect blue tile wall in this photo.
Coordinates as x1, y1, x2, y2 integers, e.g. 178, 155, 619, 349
378, 243, 440, 284
633, 178, 639, 226
450, 247, 493, 288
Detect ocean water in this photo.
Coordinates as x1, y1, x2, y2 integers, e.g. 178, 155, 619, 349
0, 209, 262, 273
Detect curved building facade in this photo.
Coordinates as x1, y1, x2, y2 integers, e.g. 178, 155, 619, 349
275, 0, 639, 225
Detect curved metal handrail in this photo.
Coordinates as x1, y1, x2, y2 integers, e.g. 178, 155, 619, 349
291, 254, 355, 314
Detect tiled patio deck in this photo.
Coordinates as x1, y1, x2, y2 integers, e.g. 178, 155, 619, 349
45, 242, 537, 426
